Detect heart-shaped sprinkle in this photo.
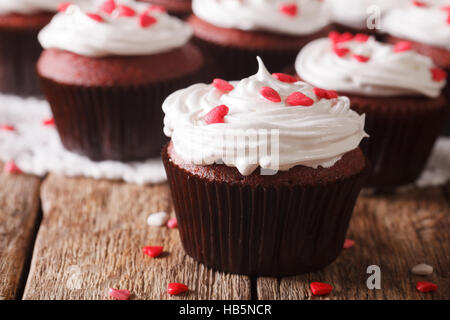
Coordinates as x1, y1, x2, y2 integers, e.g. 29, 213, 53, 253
272, 73, 298, 83
143, 246, 164, 258
431, 67, 447, 82
310, 282, 333, 296
343, 239, 355, 249
3, 161, 22, 174
280, 3, 298, 17
394, 41, 413, 53
167, 217, 178, 229
1, 124, 15, 131
42, 118, 55, 126
204, 105, 229, 124
100, 0, 116, 14
333, 46, 349, 57
118, 4, 135, 16
353, 33, 369, 42
412, 1, 428, 7
447, 12, 450, 25
314, 87, 338, 100
147, 5, 166, 13
352, 54, 370, 63
108, 288, 131, 300
260, 86, 281, 103
416, 281, 437, 293
147, 211, 169, 227
213, 78, 234, 92
139, 13, 157, 28
286, 92, 314, 106
329, 31, 353, 44
86, 13, 104, 23
58, 2, 72, 12
167, 283, 189, 295
411, 264, 433, 276
442, 5, 450, 13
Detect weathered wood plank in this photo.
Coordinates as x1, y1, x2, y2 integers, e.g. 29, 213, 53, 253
23, 175, 251, 300
257, 188, 450, 300
0, 162, 41, 300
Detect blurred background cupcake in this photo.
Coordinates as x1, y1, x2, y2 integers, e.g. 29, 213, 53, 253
383, 0, 450, 135
295, 32, 448, 188
0, 0, 85, 96
162, 57, 368, 276
188, 0, 331, 81
37, 0, 204, 161
139, 0, 191, 19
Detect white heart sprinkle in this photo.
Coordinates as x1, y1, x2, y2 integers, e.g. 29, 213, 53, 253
147, 211, 169, 227
411, 264, 433, 276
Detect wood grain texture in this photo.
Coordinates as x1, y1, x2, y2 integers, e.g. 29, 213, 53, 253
0, 162, 41, 300
257, 188, 450, 300
23, 174, 251, 300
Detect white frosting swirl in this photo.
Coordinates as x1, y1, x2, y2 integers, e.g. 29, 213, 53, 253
295, 36, 446, 98
163, 58, 367, 176
383, 0, 450, 50
327, 0, 409, 29
38, 0, 193, 57
192, 0, 330, 36
0, 0, 82, 15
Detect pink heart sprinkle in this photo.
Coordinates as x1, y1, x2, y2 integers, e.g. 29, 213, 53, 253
58, 2, 72, 12
260, 86, 282, 103
286, 92, 314, 106
343, 239, 355, 249
204, 105, 229, 125
279, 3, 298, 17
3, 161, 22, 174
108, 288, 131, 300
352, 54, 370, 63
139, 13, 157, 28
1, 124, 15, 131
117, 5, 135, 17
167, 217, 178, 229
100, 0, 116, 14
212, 78, 234, 92
86, 13, 103, 23
272, 73, 298, 83
393, 41, 413, 53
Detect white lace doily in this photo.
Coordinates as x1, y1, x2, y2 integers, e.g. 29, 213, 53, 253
0, 94, 449, 187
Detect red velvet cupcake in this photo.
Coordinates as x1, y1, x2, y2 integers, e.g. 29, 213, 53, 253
161, 57, 368, 276
37, 1, 203, 161
188, 0, 331, 81
0, 0, 74, 95
139, 0, 191, 19
295, 32, 448, 188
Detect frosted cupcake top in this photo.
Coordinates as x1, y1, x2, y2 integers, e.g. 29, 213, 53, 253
163, 58, 367, 176
327, 0, 409, 29
192, 0, 330, 36
295, 32, 447, 98
0, 0, 85, 15
38, 0, 192, 57
383, 0, 450, 50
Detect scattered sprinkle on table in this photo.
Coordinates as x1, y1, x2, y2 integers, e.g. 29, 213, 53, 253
143, 246, 164, 258
108, 288, 131, 300
416, 281, 437, 293
147, 211, 169, 227
167, 217, 178, 229
343, 239, 355, 249
411, 264, 433, 276
310, 282, 333, 296
167, 283, 189, 295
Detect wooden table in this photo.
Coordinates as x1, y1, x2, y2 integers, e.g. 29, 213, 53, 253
1, 161, 448, 300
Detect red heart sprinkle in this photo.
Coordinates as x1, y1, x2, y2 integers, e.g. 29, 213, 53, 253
147, 5, 167, 13
314, 87, 338, 100
442, 6, 450, 13
108, 288, 131, 300
260, 86, 282, 103
329, 31, 353, 44
167, 217, 178, 229
394, 41, 413, 53
447, 12, 450, 25
412, 1, 428, 7
42, 118, 55, 126
272, 73, 298, 83
143, 246, 164, 258
286, 92, 314, 106
354, 33, 369, 42
100, 0, 116, 14
212, 78, 234, 92
280, 3, 298, 17
352, 54, 370, 63
310, 282, 333, 296
117, 5, 135, 17
416, 281, 437, 293
139, 13, 157, 28
58, 2, 72, 12
333, 46, 349, 57
3, 161, 22, 174
204, 105, 229, 125
86, 13, 103, 23
343, 239, 355, 249
431, 67, 447, 82
1, 124, 15, 131
167, 283, 189, 295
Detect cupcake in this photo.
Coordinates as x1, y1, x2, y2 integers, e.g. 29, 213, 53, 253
0, 0, 82, 95
383, 0, 450, 134
139, 0, 191, 19
37, 0, 204, 161
162, 57, 368, 276
295, 32, 448, 187
327, 0, 409, 35
188, 0, 331, 81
